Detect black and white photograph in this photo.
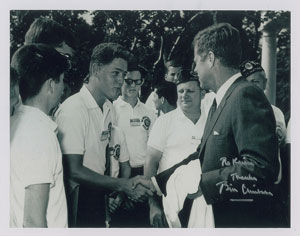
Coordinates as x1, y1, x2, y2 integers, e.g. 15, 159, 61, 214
1, 0, 299, 235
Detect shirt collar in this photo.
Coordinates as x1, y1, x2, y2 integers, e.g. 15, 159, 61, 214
215, 72, 241, 107
19, 105, 58, 132
116, 96, 141, 108
80, 84, 110, 110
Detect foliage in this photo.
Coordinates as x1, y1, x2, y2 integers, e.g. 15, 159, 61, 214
10, 10, 290, 120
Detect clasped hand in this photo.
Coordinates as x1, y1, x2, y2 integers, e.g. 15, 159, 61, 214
125, 175, 156, 202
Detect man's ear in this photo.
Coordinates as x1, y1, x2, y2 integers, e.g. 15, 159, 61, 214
91, 63, 102, 76
160, 96, 165, 104
48, 78, 55, 94
208, 51, 215, 68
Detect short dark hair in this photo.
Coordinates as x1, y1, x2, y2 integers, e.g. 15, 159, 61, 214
164, 58, 183, 73
193, 23, 242, 69
127, 60, 148, 79
89, 43, 131, 75
155, 81, 177, 107
11, 43, 69, 102
24, 17, 74, 48
10, 66, 19, 86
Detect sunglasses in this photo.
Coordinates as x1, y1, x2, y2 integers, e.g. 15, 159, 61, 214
124, 79, 143, 86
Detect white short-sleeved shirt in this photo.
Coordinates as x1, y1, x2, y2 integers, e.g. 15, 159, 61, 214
109, 126, 130, 178
55, 85, 113, 177
147, 107, 207, 173
10, 105, 67, 228
113, 97, 156, 167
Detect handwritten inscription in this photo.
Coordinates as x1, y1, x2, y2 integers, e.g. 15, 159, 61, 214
216, 181, 273, 197
220, 156, 255, 167
230, 173, 258, 182
241, 184, 273, 197
216, 181, 238, 194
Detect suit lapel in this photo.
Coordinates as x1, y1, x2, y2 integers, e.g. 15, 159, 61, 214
199, 77, 244, 160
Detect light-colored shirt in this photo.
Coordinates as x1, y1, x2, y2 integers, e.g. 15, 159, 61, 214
10, 105, 67, 227
109, 126, 130, 178
148, 107, 207, 173
55, 85, 113, 176
114, 97, 156, 167
215, 72, 242, 107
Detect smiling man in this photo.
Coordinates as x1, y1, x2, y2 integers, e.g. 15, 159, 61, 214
144, 69, 207, 227
55, 43, 153, 227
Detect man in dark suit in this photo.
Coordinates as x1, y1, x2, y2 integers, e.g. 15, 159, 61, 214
135, 23, 279, 227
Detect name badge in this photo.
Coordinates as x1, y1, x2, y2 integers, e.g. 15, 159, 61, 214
130, 118, 141, 126
191, 136, 201, 145
101, 130, 109, 141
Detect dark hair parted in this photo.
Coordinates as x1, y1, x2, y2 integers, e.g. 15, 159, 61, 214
89, 43, 131, 75
11, 43, 69, 102
193, 23, 242, 69
155, 81, 178, 107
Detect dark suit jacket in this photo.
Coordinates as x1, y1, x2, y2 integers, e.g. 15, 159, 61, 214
155, 77, 279, 227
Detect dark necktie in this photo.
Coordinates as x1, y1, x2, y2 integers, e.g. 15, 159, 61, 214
207, 98, 217, 122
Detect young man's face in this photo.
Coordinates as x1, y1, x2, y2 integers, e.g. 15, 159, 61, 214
122, 70, 143, 99
246, 71, 267, 91
165, 66, 182, 83
152, 88, 163, 110
98, 58, 128, 101
55, 41, 74, 102
52, 73, 65, 108
177, 81, 201, 112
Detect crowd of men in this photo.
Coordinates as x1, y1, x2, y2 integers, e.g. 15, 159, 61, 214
10, 17, 290, 228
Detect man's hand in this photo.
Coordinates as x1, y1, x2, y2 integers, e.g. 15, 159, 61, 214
149, 198, 168, 227
108, 194, 123, 213
131, 175, 156, 192
122, 176, 154, 202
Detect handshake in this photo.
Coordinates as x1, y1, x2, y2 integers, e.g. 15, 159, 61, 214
122, 175, 156, 202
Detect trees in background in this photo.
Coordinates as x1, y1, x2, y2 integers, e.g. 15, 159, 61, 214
10, 10, 290, 121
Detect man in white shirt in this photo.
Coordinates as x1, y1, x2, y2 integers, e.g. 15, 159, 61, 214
114, 63, 156, 174
113, 62, 156, 227
145, 59, 182, 113
151, 80, 177, 116
135, 23, 279, 228
144, 69, 208, 227
55, 43, 154, 227
10, 44, 70, 227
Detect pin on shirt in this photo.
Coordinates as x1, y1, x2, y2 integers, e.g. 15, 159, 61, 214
101, 122, 112, 141
130, 118, 141, 126
191, 135, 201, 145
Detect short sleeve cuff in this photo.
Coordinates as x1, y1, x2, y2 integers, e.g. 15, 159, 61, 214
151, 176, 162, 196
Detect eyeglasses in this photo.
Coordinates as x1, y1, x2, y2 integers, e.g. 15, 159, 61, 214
124, 79, 143, 86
